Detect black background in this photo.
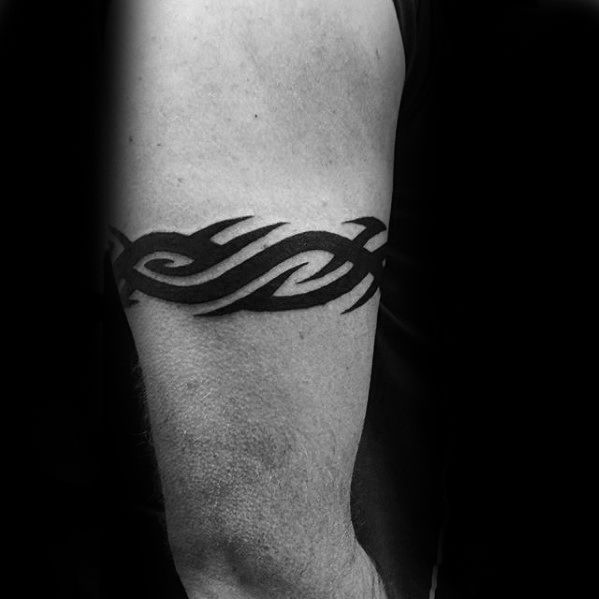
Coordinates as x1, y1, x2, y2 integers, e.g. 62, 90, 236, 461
5, 1, 596, 597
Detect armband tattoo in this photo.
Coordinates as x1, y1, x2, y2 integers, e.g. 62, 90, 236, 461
110, 216, 386, 316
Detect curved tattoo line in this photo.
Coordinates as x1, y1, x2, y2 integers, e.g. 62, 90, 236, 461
110, 216, 386, 315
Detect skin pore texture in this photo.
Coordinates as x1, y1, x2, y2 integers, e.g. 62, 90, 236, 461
108, 0, 404, 597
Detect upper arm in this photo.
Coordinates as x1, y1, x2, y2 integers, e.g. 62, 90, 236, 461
109, 0, 404, 596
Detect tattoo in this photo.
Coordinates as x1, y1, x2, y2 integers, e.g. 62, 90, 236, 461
110, 216, 386, 316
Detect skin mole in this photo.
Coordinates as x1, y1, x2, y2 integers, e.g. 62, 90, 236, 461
185, 379, 200, 391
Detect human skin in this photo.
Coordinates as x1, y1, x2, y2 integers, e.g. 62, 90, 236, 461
108, 1, 405, 597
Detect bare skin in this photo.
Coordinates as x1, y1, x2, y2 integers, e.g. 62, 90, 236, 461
108, 1, 405, 597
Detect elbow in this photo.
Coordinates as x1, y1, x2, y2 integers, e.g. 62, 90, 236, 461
162, 461, 367, 598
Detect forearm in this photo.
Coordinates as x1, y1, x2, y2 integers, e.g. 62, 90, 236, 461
135, 309, 383, 598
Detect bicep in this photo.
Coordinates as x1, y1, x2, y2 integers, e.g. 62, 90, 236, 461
109, 0, 403, 595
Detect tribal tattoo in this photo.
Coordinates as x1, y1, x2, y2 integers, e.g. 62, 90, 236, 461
110, 216, 386, 316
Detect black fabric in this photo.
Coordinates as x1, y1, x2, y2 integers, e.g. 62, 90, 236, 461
392, 0, 435, 120
374, 2, 599, 599
392, 0, 418, 79
386, 0, 439, 352
352, 2, 446, 598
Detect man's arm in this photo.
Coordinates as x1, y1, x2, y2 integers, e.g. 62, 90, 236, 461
108, 1, 404, 597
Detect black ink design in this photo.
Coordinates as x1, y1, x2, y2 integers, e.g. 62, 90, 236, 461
111, 216, 386, 315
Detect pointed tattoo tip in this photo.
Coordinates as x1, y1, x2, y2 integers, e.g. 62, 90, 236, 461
259, 221, 288, 231
341, 301, 359, 314
341, 303, 360, 315
342, 216, 385, 228
109, 226, 131, 246
343, 217, 369, 224
222, 215, 254, 227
